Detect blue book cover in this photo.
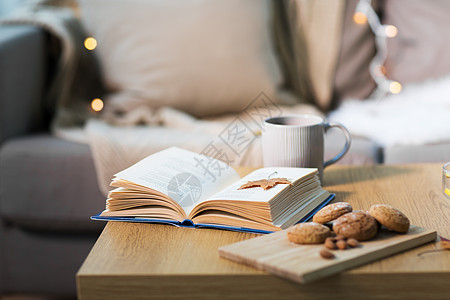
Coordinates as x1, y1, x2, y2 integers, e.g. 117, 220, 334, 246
92, 194, 335, 234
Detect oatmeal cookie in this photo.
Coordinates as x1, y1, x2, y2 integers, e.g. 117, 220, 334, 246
312, 202, 353, 224
287, 222, 331, 244
369, 204, 410, 233
332, 211, 378, 241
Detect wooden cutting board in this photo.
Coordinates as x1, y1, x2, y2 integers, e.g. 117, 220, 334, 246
218, 225, 437, 284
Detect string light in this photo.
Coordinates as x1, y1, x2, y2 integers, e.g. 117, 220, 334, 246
84, 37, 97, 50
384, 25, 398, 38
353, 12, 367, 24
389, 81, 402, 94
374, 65, 386, 77
354, 0, 401, 97
91, 98, 104, 112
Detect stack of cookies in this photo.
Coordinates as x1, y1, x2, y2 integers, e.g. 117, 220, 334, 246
287, 202, 410, 259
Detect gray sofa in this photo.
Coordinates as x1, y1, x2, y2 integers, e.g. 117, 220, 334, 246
1, 24, 449, 298
0, 25, 104, 297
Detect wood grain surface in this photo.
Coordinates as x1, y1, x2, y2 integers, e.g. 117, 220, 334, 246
77, 163, 450, 300
219, 225, 437, 284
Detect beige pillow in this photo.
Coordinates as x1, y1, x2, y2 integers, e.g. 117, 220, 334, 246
78, 0, 284, 117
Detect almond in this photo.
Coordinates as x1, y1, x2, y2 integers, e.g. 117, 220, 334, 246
324, 237, 337, 250
319, 248, 335, 259
336, 235, 347, 241
336, 240, 348, 250
347, 238, 360, 248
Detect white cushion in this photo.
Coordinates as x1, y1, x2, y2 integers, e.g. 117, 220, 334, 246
79, 0, 284, 117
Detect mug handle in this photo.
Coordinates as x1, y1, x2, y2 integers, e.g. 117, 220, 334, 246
323, 121, 352, 168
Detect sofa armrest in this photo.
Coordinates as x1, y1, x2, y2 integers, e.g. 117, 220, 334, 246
0, 25, 48, 145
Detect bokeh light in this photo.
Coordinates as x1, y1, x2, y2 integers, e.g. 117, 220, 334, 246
389, 81, 402, 94
353, 12, 367, 25
374, 65, 387, 77
84, 37, 97, 50
385, 25, 398, 38
91, 98, 104, 112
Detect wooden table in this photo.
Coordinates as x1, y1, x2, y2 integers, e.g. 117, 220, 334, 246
77, 164, 450, 300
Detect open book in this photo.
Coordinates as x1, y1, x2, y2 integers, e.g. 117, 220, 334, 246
92, 147, 334, 233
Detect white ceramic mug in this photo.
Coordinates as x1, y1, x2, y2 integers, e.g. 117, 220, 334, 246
262, 115, 351, 180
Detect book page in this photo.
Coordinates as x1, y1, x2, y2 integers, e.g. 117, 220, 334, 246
206, 167, 316, 202
113, 147, 240, 215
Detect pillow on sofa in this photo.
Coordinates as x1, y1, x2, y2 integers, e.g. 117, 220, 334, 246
383, 0, 450, 84
78, 0, 285, 117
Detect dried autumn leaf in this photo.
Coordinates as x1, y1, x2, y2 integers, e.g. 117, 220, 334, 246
417, 235, 450, 257
238, 178, 292, 191
439, 235, 450, 242
441, 241, 450, 250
